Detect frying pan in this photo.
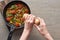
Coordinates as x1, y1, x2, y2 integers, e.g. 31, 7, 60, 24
3, 1, 31, 40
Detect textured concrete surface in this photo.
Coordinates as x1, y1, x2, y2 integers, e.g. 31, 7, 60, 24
0, 0, 60, 40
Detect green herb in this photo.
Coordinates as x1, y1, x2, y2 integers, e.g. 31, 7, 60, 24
6, 13, 13, 17
10, 5, 17, 9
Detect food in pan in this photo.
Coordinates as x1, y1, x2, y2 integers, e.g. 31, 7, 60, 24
6, 3, 29, 27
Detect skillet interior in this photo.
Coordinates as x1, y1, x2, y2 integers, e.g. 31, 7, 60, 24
3, 1, 31, 29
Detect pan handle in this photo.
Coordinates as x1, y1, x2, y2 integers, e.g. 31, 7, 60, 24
7, 26, 15, 40
7, 30, 13, 40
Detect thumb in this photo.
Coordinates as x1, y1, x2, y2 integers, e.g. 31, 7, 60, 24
34, 24, 41, 31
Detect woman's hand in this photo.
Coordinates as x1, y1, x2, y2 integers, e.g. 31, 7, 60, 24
20, 14, 35, 40
24, 14, 35, 31
20, 14, 53, 40
34, 17, 47, 35
34, 17, 53, 40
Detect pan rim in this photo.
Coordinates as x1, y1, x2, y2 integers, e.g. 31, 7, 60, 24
3, 1, 31, 29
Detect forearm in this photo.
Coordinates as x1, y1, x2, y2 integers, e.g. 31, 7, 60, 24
44, 33, 53, 40
40, 26, 53, 40
19, 29, 31, 40
38, 25, 53, 40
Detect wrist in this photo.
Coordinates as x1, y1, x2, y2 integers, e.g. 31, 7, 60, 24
20, 28, 31, 40
24, 28, 32, 33
24, 27, 32, 32
44, 33, 53, 40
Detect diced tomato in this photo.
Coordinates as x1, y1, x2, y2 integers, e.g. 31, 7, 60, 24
15, 22, 20, 27
6, 17, 12, 21
24, 9, 29, 13
16, 4, 23, 9
21, 18, 25, 22
10, 10, 16, 14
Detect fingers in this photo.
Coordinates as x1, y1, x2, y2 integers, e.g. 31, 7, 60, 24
24, 14, 46, 27
40, 18, 46, 27
29, 14, 35, 23
25, 14, 35, 24
37, 17, 46, 26
34, 17, 46, 32
34, 24, 41, 31
23, 14, 29, 20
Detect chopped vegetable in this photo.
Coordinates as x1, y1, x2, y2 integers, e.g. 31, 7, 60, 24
16, 4, 23, 9
14, 22, 20, 27
10, 20, 13, 24
6, 3, 29, 27
6, 17, 12, 21
24, 8, 29, 13
10, 10, 16, 14
10, 5, 17, 9
6, 13, 13, 17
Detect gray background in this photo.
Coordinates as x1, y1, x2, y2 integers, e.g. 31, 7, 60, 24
0, 0, 60, 40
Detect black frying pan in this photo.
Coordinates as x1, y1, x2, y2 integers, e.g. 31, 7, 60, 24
3, 1, 31, 40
